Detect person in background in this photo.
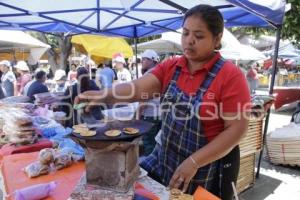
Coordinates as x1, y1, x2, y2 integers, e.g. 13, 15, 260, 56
0, 60, 16, 97
136, 49, 161, 156
0, 85, 4, 99
86, 60, 96, 80
128, 56, 142, 79
114, 56, 132, 83
27, 70, 48, 102
96, 62, 116, 89
76, 5, 250, 199
67, 63, 78, 85
62, 67, 102, 127
14, 61, 31, 96
246, 64, 258, 94
141, 50, 159, 74
0, 68, 4, 99
53, 69, 68, 93
23, 73, 36, 96
91, 66, 97, 80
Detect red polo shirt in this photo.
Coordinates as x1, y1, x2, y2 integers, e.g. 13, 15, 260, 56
151, 52, 251, 141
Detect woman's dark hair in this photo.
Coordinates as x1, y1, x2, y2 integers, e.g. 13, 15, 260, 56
183, 4, 224, 41
77, 67, 90, 92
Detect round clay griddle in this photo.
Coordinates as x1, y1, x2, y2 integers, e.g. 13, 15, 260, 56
71, 120, 153, 141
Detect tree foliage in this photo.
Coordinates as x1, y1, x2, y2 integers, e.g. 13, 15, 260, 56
29, 32, 72, 72
126, 35, 161, 46
282, 0, 300, 46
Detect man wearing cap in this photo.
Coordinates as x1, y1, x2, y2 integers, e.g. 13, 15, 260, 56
0, 60, 16, 97
141, 49, 159, 74
113, 56, 132, 83
53, 69, 67, 93
137, 50, 162, 156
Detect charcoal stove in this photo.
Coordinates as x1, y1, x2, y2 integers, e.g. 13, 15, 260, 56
70, 120, 153, 199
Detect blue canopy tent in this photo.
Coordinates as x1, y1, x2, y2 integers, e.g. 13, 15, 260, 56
0, 0, 287, 177
0, 0, 285, 36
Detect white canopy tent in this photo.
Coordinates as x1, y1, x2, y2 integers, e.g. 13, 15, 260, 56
136, 29, 266, 61
135, 31, 182, 54
0, 30, 50, 64
219, 29, 266, 61
263, 43, 300, 59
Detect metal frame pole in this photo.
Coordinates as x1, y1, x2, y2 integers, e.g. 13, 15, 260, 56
134, 26, 139, 79
256, 26, 282, 178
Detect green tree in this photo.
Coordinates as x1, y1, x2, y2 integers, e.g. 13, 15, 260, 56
126, 35, 161, 46
282, 0, 300, 47
29, 32, 72, 72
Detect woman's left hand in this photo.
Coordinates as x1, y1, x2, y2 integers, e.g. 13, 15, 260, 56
168, 157, 198, 192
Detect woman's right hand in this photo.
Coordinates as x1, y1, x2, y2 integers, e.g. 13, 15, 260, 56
74, 90, 103, 104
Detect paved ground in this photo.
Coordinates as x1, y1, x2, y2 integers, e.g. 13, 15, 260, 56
239, 108, 300, 200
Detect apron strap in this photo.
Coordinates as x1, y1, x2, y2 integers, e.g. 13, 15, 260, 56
196, 57, 226, 100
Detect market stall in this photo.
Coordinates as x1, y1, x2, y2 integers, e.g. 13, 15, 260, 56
0, 0, 287, 199
0, 30, 50, 65
71, 34, 133, 64
0, 96, 222, 199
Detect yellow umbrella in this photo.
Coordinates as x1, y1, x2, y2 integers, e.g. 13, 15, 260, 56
71, 34, 133, 64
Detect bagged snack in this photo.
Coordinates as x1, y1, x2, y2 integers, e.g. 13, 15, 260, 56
15, 118, 33, 127
54, 152, 73, 170
1, 106, 38, 145
24, 161, 50, 178
12, 181, 57, 200
7, 133, 38, 145
0, 95, 30, 104
38, 148, 55, 165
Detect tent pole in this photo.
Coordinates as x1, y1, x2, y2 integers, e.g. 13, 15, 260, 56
134, 26, 139, 79
88, 54, 92, 79
256, 26, 282, 178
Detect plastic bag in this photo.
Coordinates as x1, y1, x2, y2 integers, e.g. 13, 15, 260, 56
53, 152, 73, 170
6, 133, 38, 146
0, 107, 32, 127
12, 181, 56, 200
24, 161, 50, 178
38, 148, 55, 165
32, 116, 61, 138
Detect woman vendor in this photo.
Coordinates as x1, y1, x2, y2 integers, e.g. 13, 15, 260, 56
75, 4, 250, 200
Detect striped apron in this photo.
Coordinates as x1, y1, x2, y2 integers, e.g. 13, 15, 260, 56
141, 58, 225, 194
